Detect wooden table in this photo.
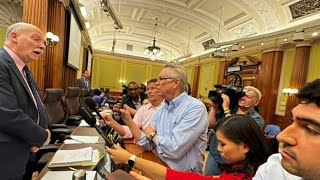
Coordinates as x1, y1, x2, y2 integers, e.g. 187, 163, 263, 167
37, 126, 167, 179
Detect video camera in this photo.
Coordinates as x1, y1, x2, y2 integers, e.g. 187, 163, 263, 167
208, 67, 245, 109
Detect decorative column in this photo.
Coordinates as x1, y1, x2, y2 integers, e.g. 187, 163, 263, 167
256, 48, 283, 127
23, 0, 49, 94
44, 0, 67, 89
284, 43, 311, 129
192, 64, 200, 97
217, 59, 228, 85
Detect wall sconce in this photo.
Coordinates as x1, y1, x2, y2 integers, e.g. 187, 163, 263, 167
282, 88, 299, 96
45, 32, 59, 47
119, 80, 126, 85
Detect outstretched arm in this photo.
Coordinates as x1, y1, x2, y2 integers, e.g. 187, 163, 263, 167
106, 144, 167, 180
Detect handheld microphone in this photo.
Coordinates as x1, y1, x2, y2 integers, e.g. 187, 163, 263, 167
79, 106, 115, 149
85, 97, 104, 120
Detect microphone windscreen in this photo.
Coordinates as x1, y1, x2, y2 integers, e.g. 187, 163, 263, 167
79, 106, 96, 126
85, 97, 97, 110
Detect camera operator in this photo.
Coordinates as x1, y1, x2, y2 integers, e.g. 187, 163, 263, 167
205, 85, 265, 176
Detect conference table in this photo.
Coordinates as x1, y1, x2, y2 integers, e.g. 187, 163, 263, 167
37, 126, 167, 179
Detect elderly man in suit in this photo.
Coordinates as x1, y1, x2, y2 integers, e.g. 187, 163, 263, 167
75, 70, 91, 96
0, 22, 51, 180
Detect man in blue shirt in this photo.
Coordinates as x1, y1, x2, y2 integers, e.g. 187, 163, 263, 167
205, 86, 264, 175
120, 64, 208, 174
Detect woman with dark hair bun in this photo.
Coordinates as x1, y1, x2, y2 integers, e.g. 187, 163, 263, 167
106, 114, 272, 180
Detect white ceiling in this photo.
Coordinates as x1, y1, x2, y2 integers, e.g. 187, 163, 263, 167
0, 0, 319, 61
78, 0, 320, 61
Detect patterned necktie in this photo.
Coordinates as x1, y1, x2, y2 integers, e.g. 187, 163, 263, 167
23, 66, 48, 129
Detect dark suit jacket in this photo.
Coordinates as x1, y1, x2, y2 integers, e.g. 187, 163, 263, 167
75, 77, 91, 95
0, 48, 48, 179
124, 93, 148, 110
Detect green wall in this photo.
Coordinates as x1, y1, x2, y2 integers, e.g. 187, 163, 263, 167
92, 58, 164, 91
307, 39, 320, 82
0, 26, 6, 47
276, 48, 295, 115
198, 61, 220, 102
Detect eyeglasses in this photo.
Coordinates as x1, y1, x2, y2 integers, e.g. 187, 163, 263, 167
127, 87, 139, 91
158, 77, 175, 81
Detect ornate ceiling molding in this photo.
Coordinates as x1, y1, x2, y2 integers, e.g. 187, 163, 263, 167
242, 0, 281, 32
0, 0, 23, 26
289, 0, 320, 19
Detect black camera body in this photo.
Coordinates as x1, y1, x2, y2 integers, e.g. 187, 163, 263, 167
208, 72, 245, 109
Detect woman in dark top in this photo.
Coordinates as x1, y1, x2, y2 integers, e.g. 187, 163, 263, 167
107, 114, 272, 180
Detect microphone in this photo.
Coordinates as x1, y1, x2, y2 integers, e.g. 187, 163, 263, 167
85, 97, 104, 120
79, 106, 115, 149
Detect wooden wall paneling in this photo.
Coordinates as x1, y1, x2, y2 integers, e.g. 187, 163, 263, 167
217, 59, 228, 85
23, 0, 49, 95
45, 0, 67, 89
64, 66, 77, 89
192, 65, 200, 98
82, 47, 88, 73
273, 114, 285, 129
256, 51, 283, 126
283, 45, 311, 129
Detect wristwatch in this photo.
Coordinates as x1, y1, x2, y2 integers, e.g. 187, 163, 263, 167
149, 132, 156, 142
128, 154, 136, 169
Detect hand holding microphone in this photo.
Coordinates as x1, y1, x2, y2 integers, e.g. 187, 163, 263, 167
79, 105, 115, 149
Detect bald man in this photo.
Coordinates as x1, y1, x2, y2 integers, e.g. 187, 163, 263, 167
0, 22, 51, 180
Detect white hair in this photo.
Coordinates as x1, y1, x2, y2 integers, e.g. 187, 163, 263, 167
5, 22, 33, 44
163, 63, 188, 93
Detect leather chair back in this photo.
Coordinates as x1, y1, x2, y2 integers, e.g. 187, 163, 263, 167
42, 88, 66, 125
79, 88, 89, 109
65, 87, 81, 116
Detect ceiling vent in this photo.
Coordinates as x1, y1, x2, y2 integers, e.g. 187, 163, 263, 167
126, 44, 133, 51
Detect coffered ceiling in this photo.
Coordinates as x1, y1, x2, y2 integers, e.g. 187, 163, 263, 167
78, 0, 319, 61
0, 0, 319, 61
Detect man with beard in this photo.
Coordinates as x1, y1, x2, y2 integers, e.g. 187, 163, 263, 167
254, 79, 320, 180
205, 86, 264, 175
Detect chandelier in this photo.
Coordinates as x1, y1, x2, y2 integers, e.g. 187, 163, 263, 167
144, 18, 163, 60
